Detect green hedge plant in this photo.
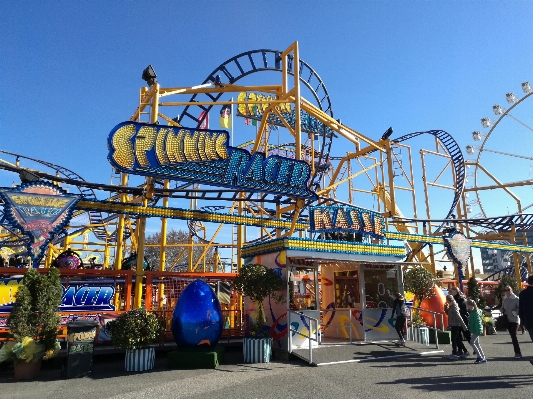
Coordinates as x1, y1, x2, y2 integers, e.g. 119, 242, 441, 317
106, 308, 164, 350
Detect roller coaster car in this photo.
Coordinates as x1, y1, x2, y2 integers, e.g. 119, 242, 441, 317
121, 252, 152, 271
51, 248, 84, 269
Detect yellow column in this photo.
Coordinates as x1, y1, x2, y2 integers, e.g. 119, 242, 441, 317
237, 198, 244, 271
293, 42, 302, 162
115, 173, 129, 269
384, 139, 396, 218
103, 242, 110, 269
45, 244, 53, 268
159, 179, 169, 272
134, 82, 159, 309
158, 179, 169, 309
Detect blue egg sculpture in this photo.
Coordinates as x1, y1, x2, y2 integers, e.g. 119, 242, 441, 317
171, 279, 224, 347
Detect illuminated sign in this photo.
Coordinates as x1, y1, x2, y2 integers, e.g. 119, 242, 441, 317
309, 206, 386, 239
60, 284, 116, 312
237, 91, 331, 135
237, 91, 292, 115
107, 122, 316, 199
443, 231, 472, 290
0, 277, 115, 313
0, 182, 80, 266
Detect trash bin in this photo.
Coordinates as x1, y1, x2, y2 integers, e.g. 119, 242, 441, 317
62, 320, 99, 378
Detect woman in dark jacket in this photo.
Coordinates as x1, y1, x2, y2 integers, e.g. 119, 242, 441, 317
390, 292, 407, 346
450, 286, 471, 352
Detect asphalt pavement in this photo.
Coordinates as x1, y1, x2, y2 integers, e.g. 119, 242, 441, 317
1, 331, 532, 399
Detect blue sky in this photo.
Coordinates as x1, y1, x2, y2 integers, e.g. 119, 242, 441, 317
1, 1, 533, 270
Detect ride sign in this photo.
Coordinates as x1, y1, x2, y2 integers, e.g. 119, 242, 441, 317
309, 205, 386, 239
0, 182, 80, 266
107, 122, 316, 199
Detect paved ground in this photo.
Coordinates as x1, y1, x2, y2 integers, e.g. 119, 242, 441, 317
1, 331, 532, 399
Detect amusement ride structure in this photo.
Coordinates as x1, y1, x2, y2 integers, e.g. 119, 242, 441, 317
1, 43, 532, 344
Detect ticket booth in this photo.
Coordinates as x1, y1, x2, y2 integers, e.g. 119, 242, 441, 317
317, 259, 404, 342
240, 205, 407, 351
284, 256, 405, 346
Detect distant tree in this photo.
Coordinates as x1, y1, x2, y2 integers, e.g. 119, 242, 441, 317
466, 276, 486, 309
144, 229, 214, 271
403, 266, 436, 306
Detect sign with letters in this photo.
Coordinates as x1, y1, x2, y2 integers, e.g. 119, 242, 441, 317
0, 182, 80, 266
0, 277, 115, 314
107, 122, 316, 199
309, 205, 386, 239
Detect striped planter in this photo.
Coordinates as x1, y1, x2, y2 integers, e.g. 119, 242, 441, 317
243, 337, 272, 363
125, 347, 155, 371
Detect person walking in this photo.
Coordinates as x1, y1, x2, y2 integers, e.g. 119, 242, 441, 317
501, 285, 522, 358
444, 294, 469, 360
390, 292, 407, 346
466, 298, 487, 363
450, 286, 471, 352
518, 275, 533, 366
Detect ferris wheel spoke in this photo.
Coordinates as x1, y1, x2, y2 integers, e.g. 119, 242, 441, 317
481, 148, 533, 160
506, 112, 533, 133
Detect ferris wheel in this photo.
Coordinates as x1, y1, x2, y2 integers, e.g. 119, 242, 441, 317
465, 81, 533, 219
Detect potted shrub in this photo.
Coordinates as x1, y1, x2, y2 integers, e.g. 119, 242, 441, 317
0, 267, 62, 379
106, 308, 164, 371
231, 263, 284, 363
483, 316, 496, 335
403, 266, 436, 317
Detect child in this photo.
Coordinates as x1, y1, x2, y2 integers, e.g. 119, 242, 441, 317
466, 299, 487, 363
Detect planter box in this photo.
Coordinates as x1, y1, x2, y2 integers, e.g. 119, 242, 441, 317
411, 327, 429, 345
243, 337, 272, 363
14, 359, 41, 380
167, 346, 225, 369
125, 347, 155, 372
428, 329, 452, 344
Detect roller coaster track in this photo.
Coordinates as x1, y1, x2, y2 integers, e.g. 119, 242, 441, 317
173, 49, 334, 188
0, 150, 109, 242
389, 130, 466, 260
392, 130, 466, 222
170, 48, 336, 242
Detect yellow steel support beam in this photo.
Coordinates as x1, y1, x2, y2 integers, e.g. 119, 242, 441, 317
134, 83, 159, 309
114, 172, 128, 269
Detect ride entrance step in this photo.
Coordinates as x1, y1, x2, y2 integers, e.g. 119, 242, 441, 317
292, 340, 443, 366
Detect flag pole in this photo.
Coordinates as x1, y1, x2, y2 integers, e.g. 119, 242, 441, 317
231, 97, 234, 147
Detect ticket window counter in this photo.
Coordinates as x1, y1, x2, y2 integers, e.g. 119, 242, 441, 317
334, 270, 361, 309
288, 266, 320, 349
361, 263, 404, 341
321, 269, 364, 340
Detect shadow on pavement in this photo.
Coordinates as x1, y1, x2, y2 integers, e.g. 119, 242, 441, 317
376, 373, 533, 392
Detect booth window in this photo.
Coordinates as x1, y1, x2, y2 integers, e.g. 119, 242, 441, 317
334, 271, 359, 308
363, 267, 398, 309
290, 267, 317, 310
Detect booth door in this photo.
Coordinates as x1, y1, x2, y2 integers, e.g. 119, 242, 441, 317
361, 265, 402, 341
289, 266, 320, 349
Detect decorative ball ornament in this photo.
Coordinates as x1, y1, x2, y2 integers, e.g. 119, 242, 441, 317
171, 279, 224, 347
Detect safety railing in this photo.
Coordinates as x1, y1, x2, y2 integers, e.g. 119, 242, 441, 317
288, 310, 321, 365
406, 306, 445, 349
